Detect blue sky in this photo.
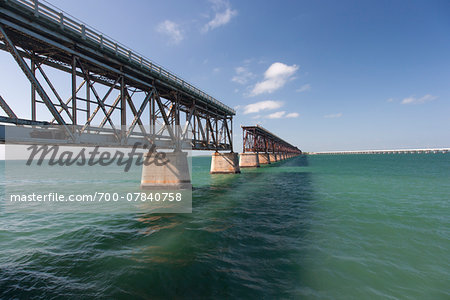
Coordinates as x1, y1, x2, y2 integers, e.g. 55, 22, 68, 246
1, 0, 449, 152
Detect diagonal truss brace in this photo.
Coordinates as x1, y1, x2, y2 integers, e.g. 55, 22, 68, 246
0, 25, 74, 139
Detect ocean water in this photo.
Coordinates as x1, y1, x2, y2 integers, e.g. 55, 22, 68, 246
0, 154, 449, 299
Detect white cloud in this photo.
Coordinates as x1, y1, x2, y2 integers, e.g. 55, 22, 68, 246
250, 62, 299, 96
232, 66, 254, 84
264, 111, 299, 119
324, 113, 343, 119
267, 111, 286, 119
243, 100, 283, 114
202, 0, 237, 32
401, 94, 437, 105
387, 98, 394, 102
296, 83, 311, 93
286, 112, 299, 118
157, 20, 183, 44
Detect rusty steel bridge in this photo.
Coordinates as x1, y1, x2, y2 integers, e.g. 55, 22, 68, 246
242, 125, 301, 154
0, 0, 235, 150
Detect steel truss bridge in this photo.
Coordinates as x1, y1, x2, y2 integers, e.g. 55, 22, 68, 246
242, 125, 301, 154
0, 0, 235, 150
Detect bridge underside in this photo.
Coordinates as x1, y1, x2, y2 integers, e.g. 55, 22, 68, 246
0, 0, 234, 151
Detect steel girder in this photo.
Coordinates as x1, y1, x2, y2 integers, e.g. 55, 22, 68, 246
0, 0, 233, 151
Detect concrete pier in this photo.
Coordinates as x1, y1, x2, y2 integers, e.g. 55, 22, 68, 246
258, 152, 270, 164
239, 152, 260, 168
141, 151, 191, 189
210, 152, 241, 174
269, 153, 277, 163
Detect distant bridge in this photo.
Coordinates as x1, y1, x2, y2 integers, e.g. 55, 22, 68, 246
238, 125, 301, 168
241, 125, 301, 154
308, 148, 450, 155
0, 0, 234, 151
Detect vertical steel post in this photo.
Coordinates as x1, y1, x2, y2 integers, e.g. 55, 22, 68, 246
148, 89, 152, 137
264, 136, 268, 153
86, 75, 90, 124
120, 76, 126, 141
71, 56, 77, 125
31, 52, 36, 121
193, 110, 196, 142
242, 127, 245, 153
151, 92, 155, 136
206, 116, 210, 145
175, 93, 180, 150
231, 117, 233, 150
215, 117, 218, 149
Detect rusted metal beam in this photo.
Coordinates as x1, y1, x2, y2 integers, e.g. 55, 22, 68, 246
241, 125, 301, 154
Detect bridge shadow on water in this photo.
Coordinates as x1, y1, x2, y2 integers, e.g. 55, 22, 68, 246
116, 155, 318, 299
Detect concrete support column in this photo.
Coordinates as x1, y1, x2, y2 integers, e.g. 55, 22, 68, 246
141, 151, 191, 189
258, 152, 270, 164
239, 152, 260, 168
269, 153, 277, 163
211, 152, 241, 174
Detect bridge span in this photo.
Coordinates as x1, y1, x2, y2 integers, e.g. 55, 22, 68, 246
0, 0, 242, 187
0, 0, 303, 187
237, 125, 301, 168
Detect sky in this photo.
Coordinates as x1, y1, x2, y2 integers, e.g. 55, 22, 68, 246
0, 0, 449, 153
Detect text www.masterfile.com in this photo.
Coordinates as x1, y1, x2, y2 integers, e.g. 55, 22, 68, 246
9, 192, 184, 202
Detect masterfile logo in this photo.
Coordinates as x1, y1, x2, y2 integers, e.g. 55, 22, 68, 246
25, 143, 169, 172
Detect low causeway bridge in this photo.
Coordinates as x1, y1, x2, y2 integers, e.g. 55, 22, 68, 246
309, 148, 449, 155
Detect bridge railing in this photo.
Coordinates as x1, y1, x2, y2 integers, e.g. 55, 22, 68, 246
8, 0, 235, 115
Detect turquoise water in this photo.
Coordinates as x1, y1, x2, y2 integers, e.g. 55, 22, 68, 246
0, 154, 449, 299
